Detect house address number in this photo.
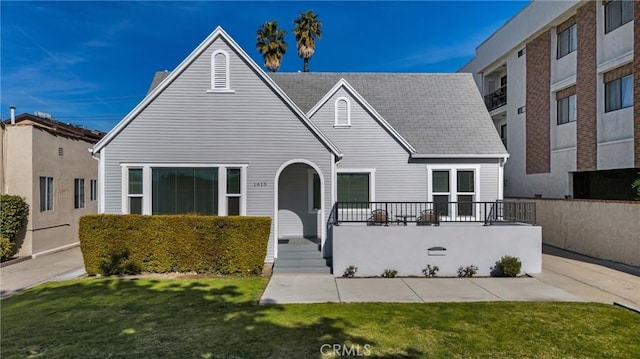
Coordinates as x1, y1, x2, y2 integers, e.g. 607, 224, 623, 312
253, 182, 268, 187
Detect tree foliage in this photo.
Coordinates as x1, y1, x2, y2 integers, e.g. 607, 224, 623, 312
256, 21, 287, 72
293, 10, 322, 72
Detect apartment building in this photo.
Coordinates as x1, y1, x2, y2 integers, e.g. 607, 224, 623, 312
1, 109, 104, 257
461, 0, 639, 200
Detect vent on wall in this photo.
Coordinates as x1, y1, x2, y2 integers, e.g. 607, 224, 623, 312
58, 147, 63, 157
517, 106, 526, 114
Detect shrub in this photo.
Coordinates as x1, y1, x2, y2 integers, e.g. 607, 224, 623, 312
382, 269, 398, 278
343, 265, 358, 278
0, 195, 29, 261
0, 236, 14, 262
99, 250, 141, 276
494, 255, 522, 277
457, 265, 478, 278
422, 264, 440, 277
80, 214, 271, 275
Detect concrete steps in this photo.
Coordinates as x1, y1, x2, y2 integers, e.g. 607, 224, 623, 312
273, 238, 332, 274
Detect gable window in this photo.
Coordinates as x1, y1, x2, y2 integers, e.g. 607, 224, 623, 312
334, 97, 351, 127
74, 178, 85, 209
209, 50, 232, 92
556, 86, 577, 125
128, 168, 143, 214
124, 164, 245, 216
308, 170, 321, 212
605, 0, 633, 34
39, 176, 54, 212
90, 179, 97, 201
557, 24, 577, 59
605, 74, 633, 112
337, 171, 373, 208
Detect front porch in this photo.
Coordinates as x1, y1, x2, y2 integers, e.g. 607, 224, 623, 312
329, 201, 541, 277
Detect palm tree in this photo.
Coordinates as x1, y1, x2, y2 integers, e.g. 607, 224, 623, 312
256, 21, 287, 72
293, 10, 322, 72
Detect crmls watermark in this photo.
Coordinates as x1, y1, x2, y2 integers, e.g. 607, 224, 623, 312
320, 343, 372, 357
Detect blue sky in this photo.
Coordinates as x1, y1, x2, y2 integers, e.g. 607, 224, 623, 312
1, 1, 528, 132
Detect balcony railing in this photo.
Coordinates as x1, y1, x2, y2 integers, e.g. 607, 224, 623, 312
484, 85, 507, 111
328, 201, 536, 226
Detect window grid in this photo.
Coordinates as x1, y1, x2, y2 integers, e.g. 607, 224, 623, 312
90, 179, 97, 201
557, 24, 577, 59
557, 94, 577, 125
334, 98, 350, 127
605, 0, 633, 34
74, 178, 85, 209
128, 168, 143, 214
605, 74, 633, 113
39, 176, 54, 212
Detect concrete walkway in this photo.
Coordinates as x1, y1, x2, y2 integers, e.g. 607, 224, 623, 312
0, 246, 86, 298
259, 275, 583, 304
260, 246, 640, 306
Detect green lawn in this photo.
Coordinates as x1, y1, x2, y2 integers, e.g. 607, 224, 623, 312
1, 277, 638, 358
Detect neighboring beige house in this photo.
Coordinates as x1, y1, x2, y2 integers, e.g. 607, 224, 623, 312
1, 109, 104, 257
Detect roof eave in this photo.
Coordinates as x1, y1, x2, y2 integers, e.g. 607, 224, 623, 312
410, 153, 509, 159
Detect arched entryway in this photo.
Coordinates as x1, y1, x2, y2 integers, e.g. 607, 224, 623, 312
273, 159, 325, 259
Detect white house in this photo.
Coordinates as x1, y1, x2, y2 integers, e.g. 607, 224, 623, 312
92, 27, 540, 276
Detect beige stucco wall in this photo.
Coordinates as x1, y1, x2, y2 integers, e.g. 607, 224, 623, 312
511, 198, 640, 266
2, 126, 34, 256
2, 124, 99, 256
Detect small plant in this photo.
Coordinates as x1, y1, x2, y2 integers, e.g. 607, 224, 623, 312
382, 269, 398, 278
422, 264, 440, 277
494, 255, 522, 277
632, 175, 640, 200
343, 265, 358, 278
99, 250, 141, 276
457, 265, 478, 278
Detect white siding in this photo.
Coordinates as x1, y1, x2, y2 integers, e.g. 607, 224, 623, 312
102, 37, 333, 262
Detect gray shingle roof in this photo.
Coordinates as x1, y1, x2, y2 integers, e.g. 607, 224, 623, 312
268, 72, 507, 156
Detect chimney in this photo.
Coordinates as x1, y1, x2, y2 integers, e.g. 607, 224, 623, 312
10, 106, 16, 126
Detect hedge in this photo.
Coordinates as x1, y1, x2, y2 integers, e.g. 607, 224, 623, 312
79, 215, 271, 275
0, 195, 29, 261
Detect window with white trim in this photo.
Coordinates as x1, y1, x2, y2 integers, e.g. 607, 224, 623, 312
211, 50, 230, 91
128, 168, 143, 214
39, 176, 54, 212
123, 164, 245, 216
74, 178, 85, 209
226, 168, 241, 216
308, 170, 321, 212
334, 97, 351, 127
337, 173, 370, 207
432, 171, 450, 216
90, 179, 97, 201
428, 166, 480, 218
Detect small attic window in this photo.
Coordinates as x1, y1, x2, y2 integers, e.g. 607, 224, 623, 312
334, 97, 351, 128
208, 50, 234, 93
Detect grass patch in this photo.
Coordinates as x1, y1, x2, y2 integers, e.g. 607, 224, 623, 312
1, 277, 639, 358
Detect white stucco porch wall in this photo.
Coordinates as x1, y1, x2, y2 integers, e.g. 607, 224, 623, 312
332, 224, 541, 277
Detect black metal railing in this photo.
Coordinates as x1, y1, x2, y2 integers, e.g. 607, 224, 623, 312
484, 85, 507, 111
328, 201, 535, 226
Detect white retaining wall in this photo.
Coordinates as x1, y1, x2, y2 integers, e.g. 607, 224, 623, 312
332, 224, 542, 277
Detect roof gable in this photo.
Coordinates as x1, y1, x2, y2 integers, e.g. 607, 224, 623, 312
269, 73, 508, 157
307, 78, 416, 153
93, 27, 341, 157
